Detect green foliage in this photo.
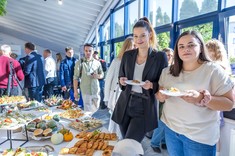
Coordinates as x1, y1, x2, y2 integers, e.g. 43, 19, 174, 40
230, 57, 235, 63
157, 32, 170, 51
181, 23, 213, 42
180, 0, 199, 20
0, 0, 7, 16
115, 23, 124, 38
115, 42, 124, 57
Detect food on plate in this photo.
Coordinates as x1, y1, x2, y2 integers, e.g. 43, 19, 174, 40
132, 80, 140, 83
17, 100, 38, 109
86, 149, 95, 156
168, 87, 180, 92
0, 96, 26, 105
75, 130, 118, 141
59, 148, 69, 155
57, 99, 77, 110
59, 109, 84, 119
76, 147, 87, 155
33, 129, 43, 137
44, 95, 63, 107
102, 150, 112, 156
68, 147, 77, 154
43, 128, 53, 137
69, 118, 102, 132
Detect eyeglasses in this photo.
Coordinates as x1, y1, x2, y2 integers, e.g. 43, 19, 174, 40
178, 43, 200, 51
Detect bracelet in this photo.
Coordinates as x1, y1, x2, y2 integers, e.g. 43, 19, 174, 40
195, 90, 211, 107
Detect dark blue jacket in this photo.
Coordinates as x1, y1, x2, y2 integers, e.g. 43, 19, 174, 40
60, 56, 77, 87
23, 51, 46, 88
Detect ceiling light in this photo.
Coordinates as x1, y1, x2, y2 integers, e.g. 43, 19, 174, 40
58, 0, 63, 5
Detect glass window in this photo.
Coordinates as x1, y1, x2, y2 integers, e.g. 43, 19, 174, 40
116, 0, 124, 8
115, 41, 124, 57
149, 0, 172, 27
157, 31, 170, 50
128, 1, 139, 34
181, 22, 213, 42
226, 0, 235, 8
178, 0, 218, 21
226, 15, 235, 62
103, 44, 111, 64
103, 19, 110, 41
114, 8, 124, 38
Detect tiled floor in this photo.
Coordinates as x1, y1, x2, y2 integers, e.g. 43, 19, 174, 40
93, 108, 169, 156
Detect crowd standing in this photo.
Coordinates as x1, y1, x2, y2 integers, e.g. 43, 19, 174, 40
0, 16, 234, 156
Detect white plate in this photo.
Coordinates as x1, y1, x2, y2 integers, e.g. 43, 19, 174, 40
159, 90, 186, 97
125, 80, 145, 86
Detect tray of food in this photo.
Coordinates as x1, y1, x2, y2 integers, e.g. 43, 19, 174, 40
1, 145, 54, 156
44, 95, 63, 107
59, 130, 117, 156
0, 110, 46, 130
56, 99, 78, 110
0, 96, 27, 106
23, 118, 63, 140
17, 100, 43, 111
69, 117, 102, 132
59, 109, 84, 121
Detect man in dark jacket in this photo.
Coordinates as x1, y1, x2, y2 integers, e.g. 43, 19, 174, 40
60, 47, 77, 101
23, 42, 46, 102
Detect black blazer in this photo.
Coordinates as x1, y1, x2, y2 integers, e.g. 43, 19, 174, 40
112, 48, 168, 132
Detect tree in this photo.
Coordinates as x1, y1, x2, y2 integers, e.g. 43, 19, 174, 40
156, 7, 163, 26
115, 23, 124, 37
0, 0, 7, 16
163, 12, 170, 24
157, 32, 170, 51
200, 0, 217, 14
180, 0, 199, 20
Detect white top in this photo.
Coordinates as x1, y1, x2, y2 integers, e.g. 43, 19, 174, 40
159, 62, 234, 145
104, 58, 121, 110
132, 62, 145, 93
44, 56, 56, 79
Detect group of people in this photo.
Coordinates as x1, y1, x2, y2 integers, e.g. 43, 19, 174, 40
0, 16, 234, 156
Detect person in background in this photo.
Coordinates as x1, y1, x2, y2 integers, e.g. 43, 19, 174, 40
56, 53, 63, 86
104, 36, 134, 139
150, 47, 173, 153
73, 43, 104, 113
112, 17, 168, 142
60, 47, 77, 101
93, 50, 107, 109
43, 49, 56, 98
205, 39, 231, 156
0, 44, 24, 97
156, 30, 234, 156
10, 53, 18, 60
24, 42, 45, 102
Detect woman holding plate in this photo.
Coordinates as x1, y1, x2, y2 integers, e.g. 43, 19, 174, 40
112, 17, 168, 142
156, 30, 234, 156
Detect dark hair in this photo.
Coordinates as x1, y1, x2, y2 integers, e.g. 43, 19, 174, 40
44, 49, 52, 53
162, 48, 173, 53
84, 43, 93, 49
56, 53, 62, 62
65, 47, 73, 52
133, 17, 157, 49
170, 30, 210, 76
25, 42, 36, 50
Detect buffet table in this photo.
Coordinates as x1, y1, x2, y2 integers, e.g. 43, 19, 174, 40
0, 105, 111, 156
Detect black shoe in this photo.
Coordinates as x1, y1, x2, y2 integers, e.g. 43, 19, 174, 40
145, 131, 153, 139
162, 144, 167, 150
151, 146, 161, 153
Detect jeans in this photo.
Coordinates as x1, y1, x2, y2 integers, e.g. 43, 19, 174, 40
164, 123, 216, 156
151, 119, 165, 147
99, 79, 106, 109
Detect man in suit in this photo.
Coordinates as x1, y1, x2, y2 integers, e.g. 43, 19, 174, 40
23, 42, 46, 102
60, 47, 77, 101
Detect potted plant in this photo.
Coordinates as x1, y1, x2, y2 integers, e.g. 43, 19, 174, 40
0, 0, 7, 16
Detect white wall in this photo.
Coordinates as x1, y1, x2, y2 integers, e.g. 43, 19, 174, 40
0, 32, 48, 58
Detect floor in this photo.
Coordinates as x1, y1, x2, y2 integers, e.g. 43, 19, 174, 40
92, 108, 169, 156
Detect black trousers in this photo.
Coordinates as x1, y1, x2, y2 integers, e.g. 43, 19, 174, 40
119, 93, 146, 142
44, 77, 55, 99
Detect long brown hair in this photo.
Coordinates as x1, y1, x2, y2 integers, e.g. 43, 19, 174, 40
56, 53, 63, 62
170, 30, 210, 76
133, 17, 157, 49
117, 36, 134, 59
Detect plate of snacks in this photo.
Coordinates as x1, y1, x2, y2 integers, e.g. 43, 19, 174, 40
160, 87, 186, 97
125, 80, 145, 86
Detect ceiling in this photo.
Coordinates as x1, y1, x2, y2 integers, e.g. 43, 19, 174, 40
0, 0, 119, 54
